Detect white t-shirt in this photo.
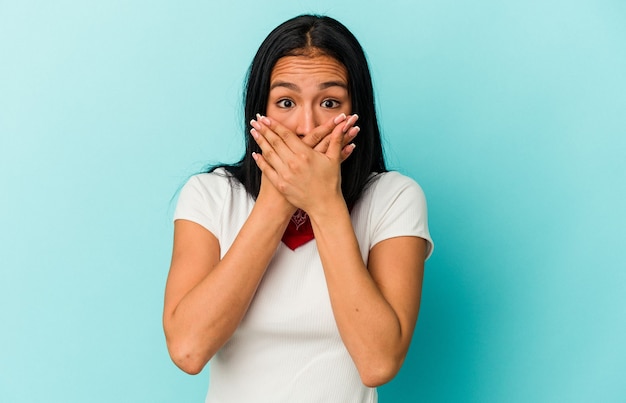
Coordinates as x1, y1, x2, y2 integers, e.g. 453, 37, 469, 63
174, 169, 433, 403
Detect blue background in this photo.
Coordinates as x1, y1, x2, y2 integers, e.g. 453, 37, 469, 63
1, 1, 625, 402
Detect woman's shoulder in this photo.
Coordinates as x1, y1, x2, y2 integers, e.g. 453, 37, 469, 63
361, 170, 429, 217
368, 171, 425, 197
178, 168, 244, 205
174, 168, 247, 230
361, 170, 433, 258
187, 167, 232, 185
184, 167, 242, 192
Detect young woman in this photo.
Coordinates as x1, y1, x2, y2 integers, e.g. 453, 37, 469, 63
163, 14, 433, 402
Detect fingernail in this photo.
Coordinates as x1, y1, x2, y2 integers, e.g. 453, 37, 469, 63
334, 113, 347, 124
250, 128, 259, 138
343, 115, 360, 132
250, 119, 261, 130
260, 115, 271, 125
256, 113, 262, 120
252, 152, 259, 160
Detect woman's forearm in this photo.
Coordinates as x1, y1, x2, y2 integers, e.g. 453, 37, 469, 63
164, 197, 293, 374
309, 198, 414, 387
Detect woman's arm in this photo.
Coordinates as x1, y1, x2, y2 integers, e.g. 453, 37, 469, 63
252, 116, 427, 387
163, 115, 359, 374
163, 182, 293, 374
310, 201, 426, 387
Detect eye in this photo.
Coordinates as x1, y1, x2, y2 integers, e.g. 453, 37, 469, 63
321, 99, 340, 108
277, 99, 295, 108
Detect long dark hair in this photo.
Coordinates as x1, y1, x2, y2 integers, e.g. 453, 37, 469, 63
213, 14, 387, 208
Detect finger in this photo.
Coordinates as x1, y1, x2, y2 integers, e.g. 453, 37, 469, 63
326, 126, 345, 160
343, 125, 360, 146
342, 114, 359, 133
302, 113, 346, 148
257, 114, 306, 153
312, 126, 358, 153
258, 114, 293, 140
312, 135, 331, 153
251, 152, 281, 189
313, 122, 360, 154
338, 126, 360, 162
251, 115, 302, 167
340, 143, 356, 162
250, 125, 287, 172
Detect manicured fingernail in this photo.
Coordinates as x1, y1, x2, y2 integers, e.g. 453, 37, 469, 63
260, 115, 271, 125
250, 119, 261, 130
250, 128, 259, 138
252, 152, 259, 160
256, 113, 262, 120
334, 113, 347, 124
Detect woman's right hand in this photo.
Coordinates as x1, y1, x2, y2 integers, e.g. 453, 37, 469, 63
164, 113, 360, 374
252, 112, 360, 216
256, 112, 360, 161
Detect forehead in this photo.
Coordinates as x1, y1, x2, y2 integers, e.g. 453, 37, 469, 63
270, 55, 348, 85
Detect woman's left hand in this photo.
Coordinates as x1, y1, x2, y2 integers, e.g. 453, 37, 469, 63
250, 114, 355, 215
251, 114, 426, 388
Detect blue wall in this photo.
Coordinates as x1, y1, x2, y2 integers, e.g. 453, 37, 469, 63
1, 1, 624, 401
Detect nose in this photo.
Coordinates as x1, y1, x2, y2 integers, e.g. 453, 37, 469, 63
295, 107, 317, 137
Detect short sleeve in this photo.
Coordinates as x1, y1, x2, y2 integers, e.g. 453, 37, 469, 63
370, 172, 434, 260
173, 173, 230, 237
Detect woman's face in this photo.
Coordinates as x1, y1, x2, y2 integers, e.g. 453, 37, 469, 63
266, 55, 351, 137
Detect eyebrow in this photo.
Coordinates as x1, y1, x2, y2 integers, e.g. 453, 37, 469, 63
269, 81, 348, 91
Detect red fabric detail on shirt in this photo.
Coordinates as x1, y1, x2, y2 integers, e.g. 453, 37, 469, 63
281, 209, 314, 250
